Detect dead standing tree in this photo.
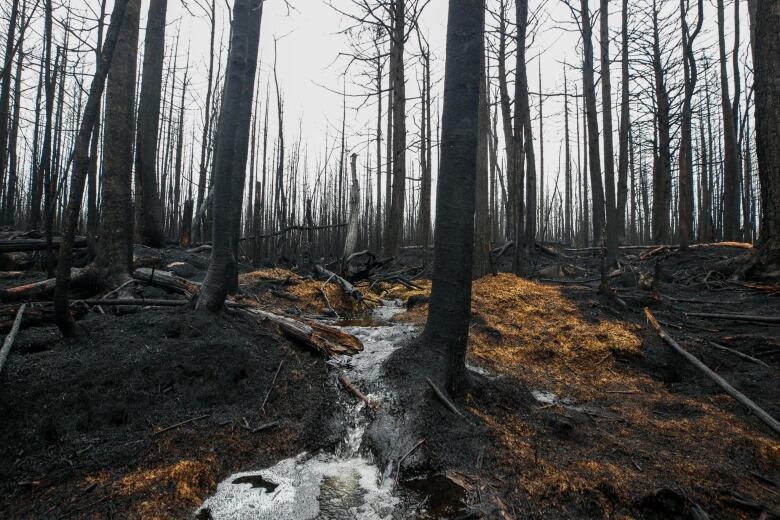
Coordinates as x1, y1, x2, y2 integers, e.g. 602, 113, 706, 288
424, 0, 485, 394
53, 0, 131, 336
96, 0, 141, 285
197, 0, 263, 311
677, 0, 704, 251
134, 0, 168, 247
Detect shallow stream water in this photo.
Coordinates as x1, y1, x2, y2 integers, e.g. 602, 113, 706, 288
196, 301, 429, 519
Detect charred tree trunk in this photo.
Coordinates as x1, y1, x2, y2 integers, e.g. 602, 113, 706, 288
133, 0, 167, 247
343, 153, 360, 263
718, 0, 740, 241
473, 42, 490, 279
197, 0, 262, 311
96, 0, 140, 284
651, 0, 672, 244
384, 0, 407, 257
678, 0, 704, 250
600, 0, 618, 266
616, 0, 630, 243
0, 0, 20, 194
753, 0, 780, 268
580, 0, 605, 246
53, 0, 130, 336
424, 0, 484, 394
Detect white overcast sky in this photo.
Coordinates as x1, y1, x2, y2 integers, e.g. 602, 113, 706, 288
9, 0, 750, 200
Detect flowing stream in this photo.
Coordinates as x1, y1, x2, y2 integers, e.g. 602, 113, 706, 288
196, 301, 424, 519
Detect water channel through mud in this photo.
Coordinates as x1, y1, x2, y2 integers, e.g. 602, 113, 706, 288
196, 301, 450, 519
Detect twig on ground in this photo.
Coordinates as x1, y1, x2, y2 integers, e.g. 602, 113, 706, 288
708, 341, 771, 368
339, 373, 379, 410
153, 414, 211, 436
260, 360, 283, 413
395, 438, 425, 486
426, 377, 465, 418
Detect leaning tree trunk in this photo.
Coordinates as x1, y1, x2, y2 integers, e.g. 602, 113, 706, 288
53, 0, 130, 337
96, 0, 140, 285
133, 0, 167, 247
424, 0, 484, 394
753, 0, 780, 269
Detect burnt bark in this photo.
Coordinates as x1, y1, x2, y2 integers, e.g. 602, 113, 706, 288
424, 0, 484, 393
96, 0, 140, 284
134, 0, 168, 247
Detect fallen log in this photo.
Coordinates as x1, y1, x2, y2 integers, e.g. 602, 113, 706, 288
0, 238, 88, 253
132, 268, 200, 297
0, 268, 99, 303
645, 308, 780, 436
0, 304, 26, 378
315, 264, 364, 302
686, 312, 780, 324
567, 242, 754, 254
247, 308, 363, 357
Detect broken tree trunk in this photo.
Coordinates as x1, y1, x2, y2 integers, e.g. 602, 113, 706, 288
342, 153, 360, 264
0, 303, 26, 377
315, 264, 364, 302
246, 308, 363, 357
645, 308, 780, 436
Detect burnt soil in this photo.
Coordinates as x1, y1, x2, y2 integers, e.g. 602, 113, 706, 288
0, 242, 778, 519
372, 244, 780, 519
0, 307, 342, 519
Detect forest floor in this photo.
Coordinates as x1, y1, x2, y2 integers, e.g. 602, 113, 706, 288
0, 241, 778, 519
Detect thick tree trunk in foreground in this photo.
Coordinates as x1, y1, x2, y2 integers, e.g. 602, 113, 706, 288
753, 0, 780, 269
96, 0, 140, 284
424, 0, 484, 393
197, 0, 262, 311
53, 0, 130, 336
134, 0, 167, 247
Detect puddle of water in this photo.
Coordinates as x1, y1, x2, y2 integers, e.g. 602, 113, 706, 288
198, 453, 398, 520
197, 300, 432, 520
